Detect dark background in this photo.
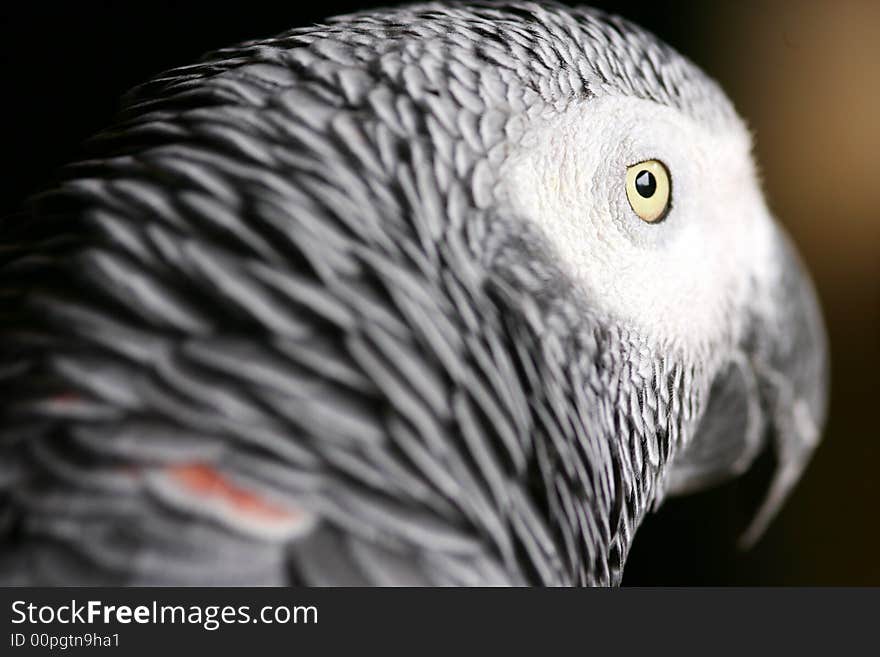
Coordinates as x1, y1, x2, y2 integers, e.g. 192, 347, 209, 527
1, 1, 877, 584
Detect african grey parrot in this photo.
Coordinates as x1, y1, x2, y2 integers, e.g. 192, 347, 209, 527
0, 1, 827, 586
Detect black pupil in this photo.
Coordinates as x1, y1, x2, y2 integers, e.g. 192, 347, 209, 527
635, 170, 657, 198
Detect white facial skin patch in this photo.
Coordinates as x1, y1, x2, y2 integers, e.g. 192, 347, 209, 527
498, 93, 777, 353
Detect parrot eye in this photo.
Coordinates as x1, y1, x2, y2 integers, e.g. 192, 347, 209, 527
625, 159, 671, 223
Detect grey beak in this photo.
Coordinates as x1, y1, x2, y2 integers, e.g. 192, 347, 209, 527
665, 223, 829, 547
737, 225, 829, 547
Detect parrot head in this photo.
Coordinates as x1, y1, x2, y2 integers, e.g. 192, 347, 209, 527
490, 4, 829, 544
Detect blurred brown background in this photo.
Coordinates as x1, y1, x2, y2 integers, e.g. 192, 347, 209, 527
1, 0, 877, 584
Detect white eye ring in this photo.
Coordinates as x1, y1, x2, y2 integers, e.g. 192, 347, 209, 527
625, 159, 671, 223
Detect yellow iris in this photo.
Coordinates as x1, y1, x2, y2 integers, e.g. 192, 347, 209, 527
625, 159, 671, 223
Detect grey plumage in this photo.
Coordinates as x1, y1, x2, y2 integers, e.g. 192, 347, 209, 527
0, 2, 827, 585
